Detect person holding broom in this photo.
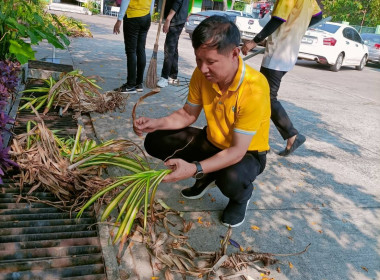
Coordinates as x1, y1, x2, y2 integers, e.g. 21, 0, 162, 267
156, 0, 190, 88
113, 0, 155, 93
241, 0, 322, 156
134, 16, 270, 227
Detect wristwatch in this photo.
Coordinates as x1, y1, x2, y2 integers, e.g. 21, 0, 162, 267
192, 161, 204, 179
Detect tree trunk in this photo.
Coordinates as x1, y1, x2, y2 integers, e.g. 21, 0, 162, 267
223, 0, 228, 11
231, 0, 236, 10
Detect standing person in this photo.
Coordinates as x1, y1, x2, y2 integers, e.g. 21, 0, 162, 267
113, 0, 155, 93
156, 0, 189, 88
242, 0, 322, 156
134, 16, 270, 227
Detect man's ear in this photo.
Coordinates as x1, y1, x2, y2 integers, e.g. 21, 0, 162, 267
232, 47, 240, 60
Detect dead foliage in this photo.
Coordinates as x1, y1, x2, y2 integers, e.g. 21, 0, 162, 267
120, 201, 311, 279
48, 71, 127, 117
9, 110, 141, 211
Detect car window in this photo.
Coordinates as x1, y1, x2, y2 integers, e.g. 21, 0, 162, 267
342, 27, 355, 40
351, 29, 363, 43
315, 23, 340, 34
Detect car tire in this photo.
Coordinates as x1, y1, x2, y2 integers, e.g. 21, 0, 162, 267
330, 53, 344, 72
355, 55, 367, 71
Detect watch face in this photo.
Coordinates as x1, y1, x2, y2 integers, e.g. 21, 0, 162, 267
194, 172, 204, 179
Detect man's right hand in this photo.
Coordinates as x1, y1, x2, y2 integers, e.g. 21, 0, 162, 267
241, 40, 257, 55
113, 20, 122, 34
133, 117, 158, 137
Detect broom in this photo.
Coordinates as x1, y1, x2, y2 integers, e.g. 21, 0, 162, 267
145, 0, 167, 88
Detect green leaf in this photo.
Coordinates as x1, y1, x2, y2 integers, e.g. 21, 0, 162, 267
9, 39, 35, 64
58, 33, 70, 46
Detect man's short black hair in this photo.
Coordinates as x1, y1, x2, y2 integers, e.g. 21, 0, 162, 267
191, 15, 241, 54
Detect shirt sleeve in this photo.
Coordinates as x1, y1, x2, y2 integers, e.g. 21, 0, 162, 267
171, 0, 183, 13
312, 0, 322, 16
186, 68, 203, 107
271, 0, 296, 22
234, 75, 270, 135
117, 0, 130, 20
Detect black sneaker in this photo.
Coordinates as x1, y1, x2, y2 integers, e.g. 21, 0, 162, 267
181, 175, 215, 199
221, 199, 250, 228
114, 83, 137, 93
136, 84, 143, 92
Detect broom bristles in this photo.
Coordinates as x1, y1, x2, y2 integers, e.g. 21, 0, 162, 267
146, 53, 157, 89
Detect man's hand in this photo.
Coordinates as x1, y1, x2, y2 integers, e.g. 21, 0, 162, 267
241, 40, 257, 55
113, 20, 122, 34
163, 19, 171, 33
133, 117, 158, 137
162, 159, 197, 182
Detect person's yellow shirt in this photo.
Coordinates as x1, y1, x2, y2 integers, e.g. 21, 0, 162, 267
127, 0, 151, 18
187, 56, 270, 152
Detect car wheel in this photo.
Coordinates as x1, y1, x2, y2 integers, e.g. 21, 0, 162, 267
330, 53, 344, 72
355, 55, 367, 71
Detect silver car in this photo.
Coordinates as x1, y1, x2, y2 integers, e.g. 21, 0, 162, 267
361, 33, 380, 64
185, 10, 237, 39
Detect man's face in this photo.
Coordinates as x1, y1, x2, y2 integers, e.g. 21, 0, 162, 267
194, 46, 239, 84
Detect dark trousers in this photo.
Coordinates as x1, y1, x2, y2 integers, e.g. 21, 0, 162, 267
161, 23, 185, 79
260, 66, 298, 140
144, 127, 266, 204
123, 13, 151, 87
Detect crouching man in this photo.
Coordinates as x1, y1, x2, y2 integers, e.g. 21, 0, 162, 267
133, 15, 270, 227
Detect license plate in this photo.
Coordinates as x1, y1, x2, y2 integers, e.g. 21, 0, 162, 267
193, 20, 200, 25
302, 37, 313, 44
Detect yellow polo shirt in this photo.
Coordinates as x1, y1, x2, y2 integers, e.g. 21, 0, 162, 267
263, 0, 322, 71
187, 57, 270, 152
127, 0, 152, 18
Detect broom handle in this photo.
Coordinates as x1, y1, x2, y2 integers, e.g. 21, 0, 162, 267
154, 0, 167, 46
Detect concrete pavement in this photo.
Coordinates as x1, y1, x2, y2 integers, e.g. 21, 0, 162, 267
33, 11, 380, 280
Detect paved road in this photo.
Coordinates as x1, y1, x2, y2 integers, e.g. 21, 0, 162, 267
36, 11, 380, 280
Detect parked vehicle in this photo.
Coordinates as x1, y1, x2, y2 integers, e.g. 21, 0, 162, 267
185, 9, 270, 42
298, 22, 368, 72
235, 13, 270, 41
185, 10, 237, 39
361, 33, 380, 65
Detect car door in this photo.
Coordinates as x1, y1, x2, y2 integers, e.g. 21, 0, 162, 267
342, 27, 357, 64
351, 29, 366, 62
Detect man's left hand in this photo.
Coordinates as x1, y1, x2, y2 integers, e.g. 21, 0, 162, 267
162, 159, 197, 182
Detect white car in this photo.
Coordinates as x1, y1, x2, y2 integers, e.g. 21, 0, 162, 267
298, 22, 368, 72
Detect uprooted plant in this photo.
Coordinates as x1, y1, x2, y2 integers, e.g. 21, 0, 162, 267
9, 108, 152, 210
117, 200, 311, 279
19, 70, 126, 117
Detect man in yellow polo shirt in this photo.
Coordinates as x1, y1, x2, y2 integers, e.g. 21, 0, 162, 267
242, 0, 322, 156
134, 16, 270, 227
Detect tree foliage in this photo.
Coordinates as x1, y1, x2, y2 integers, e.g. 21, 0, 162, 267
322, 0, 380, 27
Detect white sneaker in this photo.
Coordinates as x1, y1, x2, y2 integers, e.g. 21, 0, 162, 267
157, 77, 168, 88
168, 77, 179, 85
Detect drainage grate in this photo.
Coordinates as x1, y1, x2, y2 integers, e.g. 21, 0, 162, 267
0, 74, 107, 279
0, 179, 106, 280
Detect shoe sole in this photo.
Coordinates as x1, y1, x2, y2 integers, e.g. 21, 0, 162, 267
136, 89, 143, 92
181, 184, 215, 200
221, 199, 250, 228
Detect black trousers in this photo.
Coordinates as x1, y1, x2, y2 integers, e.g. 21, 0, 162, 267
123, 13, 151, 87
161, 23, 185, 79
144, 127, 266, 204
260, 66, 298, 140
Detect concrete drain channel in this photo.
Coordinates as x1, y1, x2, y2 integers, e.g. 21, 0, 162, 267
0, 62, 108, 279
